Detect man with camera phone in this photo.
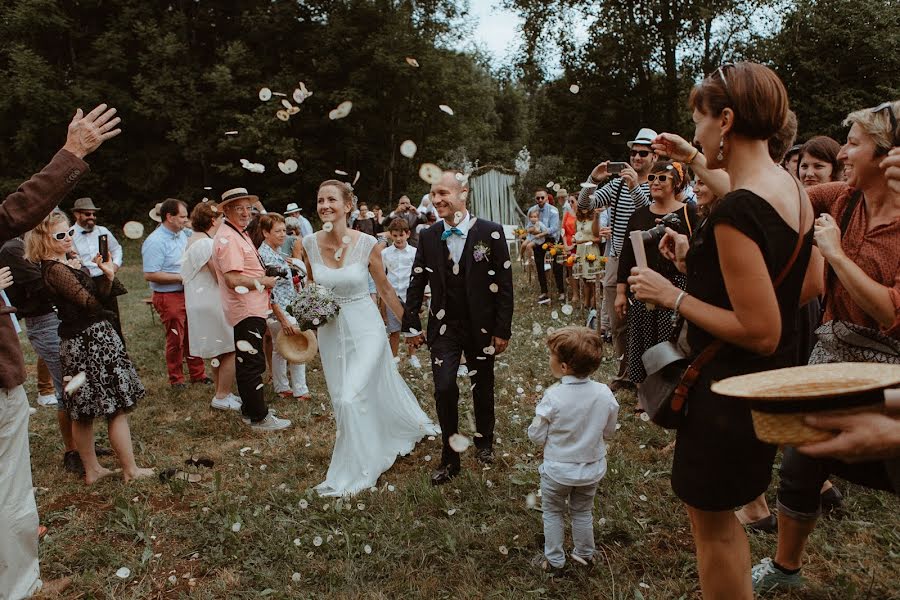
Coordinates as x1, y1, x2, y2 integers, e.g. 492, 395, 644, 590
577, 127, 657, 392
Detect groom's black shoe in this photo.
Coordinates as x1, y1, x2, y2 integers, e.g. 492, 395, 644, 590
476, 448, 494, 465
431, 464, 460, 486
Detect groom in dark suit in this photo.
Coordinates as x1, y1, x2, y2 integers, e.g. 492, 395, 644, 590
404, 170, 514, 485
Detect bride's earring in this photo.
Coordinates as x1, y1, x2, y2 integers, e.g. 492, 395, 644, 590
716, 138, 725, 161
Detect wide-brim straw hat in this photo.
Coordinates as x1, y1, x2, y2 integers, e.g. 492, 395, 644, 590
711, 362, 900, 445
149, 202, 162, 223
219, 187, 259, 209
275, 329, 318, 365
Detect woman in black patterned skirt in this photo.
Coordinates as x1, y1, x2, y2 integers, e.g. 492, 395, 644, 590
25, 211, 152, 485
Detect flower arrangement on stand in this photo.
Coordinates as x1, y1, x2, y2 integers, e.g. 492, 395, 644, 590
553, 243, 567, 264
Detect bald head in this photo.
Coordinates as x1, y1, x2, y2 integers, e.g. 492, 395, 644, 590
431, 170, 469, 223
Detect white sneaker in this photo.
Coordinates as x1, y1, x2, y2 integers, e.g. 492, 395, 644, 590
409, 355, 422, 369
249, 413, 292, 432
242, 408, 277, 425
211, 395, 241, 411
37, 394, 58, 407
457, 364, 469, 377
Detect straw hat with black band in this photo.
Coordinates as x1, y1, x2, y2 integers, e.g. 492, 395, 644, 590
275, 329, 318, 365
711, 363, 900, 445
219, 187, 259, 209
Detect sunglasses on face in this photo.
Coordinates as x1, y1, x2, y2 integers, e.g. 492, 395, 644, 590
54, 229, 75, 241
78, 211, 96, 217
647, 174, 670, 183
871, 101, 900, 146
630, 150, 651, 158
535, 196, 546, 200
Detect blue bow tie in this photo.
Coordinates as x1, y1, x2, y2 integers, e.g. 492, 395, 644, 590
441, 227, 464, 241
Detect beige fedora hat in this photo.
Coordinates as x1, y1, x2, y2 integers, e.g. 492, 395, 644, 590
149, 202, 163, 223
72, 197, 101, 212
275, 329, 319, 364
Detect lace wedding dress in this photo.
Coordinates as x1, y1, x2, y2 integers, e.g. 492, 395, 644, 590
303, 233, 439, 496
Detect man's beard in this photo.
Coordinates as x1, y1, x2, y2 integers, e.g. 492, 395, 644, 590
81, 221, 96, 232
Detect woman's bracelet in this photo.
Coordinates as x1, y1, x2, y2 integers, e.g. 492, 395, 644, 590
672, 291, 689, 326
685, 147, 699, 165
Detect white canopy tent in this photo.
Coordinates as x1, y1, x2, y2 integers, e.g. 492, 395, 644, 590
468, 167, 525, 227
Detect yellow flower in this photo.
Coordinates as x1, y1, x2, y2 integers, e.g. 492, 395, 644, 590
586, 253, 597, 262
599, 256, 608, 266
541, 243, 549, 250
549, 248, 558, 256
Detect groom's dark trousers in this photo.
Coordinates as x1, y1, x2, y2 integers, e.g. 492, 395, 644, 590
430, 320, 495, 469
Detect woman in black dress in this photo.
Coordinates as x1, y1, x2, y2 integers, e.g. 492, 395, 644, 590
616, 161, 698, 388
25, 211, 152, 485
627, 62, 821, 599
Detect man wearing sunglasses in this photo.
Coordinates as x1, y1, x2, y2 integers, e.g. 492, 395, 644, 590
70, 197, 126, 340
529, 189, 566, 304
0, 103, 122, 599
577, 127, 656, 392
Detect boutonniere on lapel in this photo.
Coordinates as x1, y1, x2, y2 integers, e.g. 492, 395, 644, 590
472, 240, 491, 263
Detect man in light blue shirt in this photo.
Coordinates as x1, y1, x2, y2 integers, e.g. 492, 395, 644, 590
529, 189, 565, 304
141, 198, 207, 388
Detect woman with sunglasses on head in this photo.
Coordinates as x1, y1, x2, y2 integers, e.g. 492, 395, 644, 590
629, 62, 821, 599
750, 100, 900, 594
616, 161, 698, 398
25, 211, 152, 485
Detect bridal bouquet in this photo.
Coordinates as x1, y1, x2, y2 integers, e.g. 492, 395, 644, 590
286, 284, 340, 330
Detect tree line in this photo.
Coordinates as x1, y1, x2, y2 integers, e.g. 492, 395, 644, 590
0, 0, 896, 222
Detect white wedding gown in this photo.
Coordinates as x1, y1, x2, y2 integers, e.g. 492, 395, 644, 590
303, 233, 439, 496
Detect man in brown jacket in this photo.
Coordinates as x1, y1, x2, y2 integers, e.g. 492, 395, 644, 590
0, 103, 121, 599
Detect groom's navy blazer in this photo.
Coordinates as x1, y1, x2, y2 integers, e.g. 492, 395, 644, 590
403, 217, 514, 346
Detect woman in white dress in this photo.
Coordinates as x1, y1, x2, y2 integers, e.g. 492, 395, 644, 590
181, 202, 240, 411
303, 180, 439, 497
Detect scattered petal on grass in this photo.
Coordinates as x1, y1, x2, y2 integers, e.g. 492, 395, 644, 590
447, 508, 457, 516
115, 567, 131, 579
259, 87, 272, 101
405, 57, 420, 67
364, 544, 373, 554
551, 310, 559, 320
561, 304, 574, 315
329, 101, 353, 120
292, 572, 302, 583
388, 484, 396, 492
640, 412, 650, 422
424, 455, 432, 462
313, 535, 323, 547
639, 582, 650, 589
535, 385, 543, 392
168, 575, 177, 584
526, 493, 537, 508
293, 538, 302, 546
498, 545, 509, 556
639, 494, 648, 502
231, 522, 241, 532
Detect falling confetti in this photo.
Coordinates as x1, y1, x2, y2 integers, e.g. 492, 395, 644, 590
278, 159, 298, 174
329, 101, 353, 120
491, 231, 501, 240
418, 163, 442, 185
322, 222, 334, 233
438, 104, 454, 115
235, 285, 250, 295
569, 84, 580, 94
400, 140, 417, 158
405, 57, 420, 67
448, 434, 470, 453
236, 340, 254, 353
123, 221, 144, 240
259, 88, 272, 101
276, 110, 290, 122
64, 372, 87, 395
489, 283, 499, 293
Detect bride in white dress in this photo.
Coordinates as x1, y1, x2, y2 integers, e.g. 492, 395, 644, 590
303, 180, 439, 497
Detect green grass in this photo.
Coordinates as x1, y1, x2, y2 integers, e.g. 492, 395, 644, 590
22, 239, 899, 599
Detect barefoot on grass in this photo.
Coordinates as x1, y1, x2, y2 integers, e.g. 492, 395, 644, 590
124, 467, 155, 482
84, 466, 118, 485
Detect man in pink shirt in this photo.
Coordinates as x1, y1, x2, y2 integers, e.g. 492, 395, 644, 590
212, 188, 291, 432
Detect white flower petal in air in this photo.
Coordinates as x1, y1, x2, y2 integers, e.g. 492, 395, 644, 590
489, 283, 499, 293
448, 434, 470, 453
400, 140, 417, 158
547, 181, 555, 188
276, 110, 290, 122
116, 567, 131, 579
561, 304, 574, 315
569, 84, 580, 94
452, 263, 460, 275
123, 221, 144, 240
418, 163, 442, 185
278, 159, 298, 174
259, 87, 272, 101
439, 324, 447, 335
334, 170, 348, 176
491, 231, 501, 240
253, 280, 265, 292
235, 285, 249, 295
322, 222, 334, 233
329, 101, 353, 120
211, 358, 220, 368
439, 104, 454, 115
483, 346, 496, 355
281, 99, 292, 110
553, 184, 561, 192
64, 372, 87, 395
236, 340, 254, 353
435, 309, 445, 320
413, 266, 423, 274
453, 211, 463, 225
341, 235, 352, 244
405, 57, 420, 67
503, 260, 511, 269
487, 270, 495, 276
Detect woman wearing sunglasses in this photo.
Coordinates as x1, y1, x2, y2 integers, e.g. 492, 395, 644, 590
628, 62, 820, 599
25, 211, 152, 485
616, 161, 698, 395
751, 99, 900, 593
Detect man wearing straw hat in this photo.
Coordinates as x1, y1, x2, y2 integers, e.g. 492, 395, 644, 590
142, 198, 209, 389
212, 188, 291, 432
284, 202, 313, 238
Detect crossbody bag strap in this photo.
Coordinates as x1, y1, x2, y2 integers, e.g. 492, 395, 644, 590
825, 189, 862, 301
672, 179, 809, 411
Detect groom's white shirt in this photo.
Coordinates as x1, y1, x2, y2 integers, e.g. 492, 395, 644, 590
443, 211, 472, 264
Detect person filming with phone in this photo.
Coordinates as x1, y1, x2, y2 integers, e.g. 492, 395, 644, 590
70, 197, 126, 341
577, 127, 657, 392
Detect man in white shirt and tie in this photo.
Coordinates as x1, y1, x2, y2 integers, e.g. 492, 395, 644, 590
70, 197, 126, 340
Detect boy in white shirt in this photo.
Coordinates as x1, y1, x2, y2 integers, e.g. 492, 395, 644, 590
382, 218, 421, 368
528, 326, 618, 574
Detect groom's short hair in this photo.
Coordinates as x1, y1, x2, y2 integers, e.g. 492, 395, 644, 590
442, 169, 469, 192
547, 326, 604, 377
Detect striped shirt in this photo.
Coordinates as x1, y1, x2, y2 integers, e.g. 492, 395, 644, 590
577, 178, 650, 256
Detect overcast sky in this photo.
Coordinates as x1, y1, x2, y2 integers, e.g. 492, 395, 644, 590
467, 0, 522, 65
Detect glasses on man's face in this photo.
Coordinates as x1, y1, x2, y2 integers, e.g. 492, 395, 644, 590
647, 174, 670, 183
54, 229, 75, 241
630, 150, 651, 158
77, 211, 96, 217
871, 102, 900, 146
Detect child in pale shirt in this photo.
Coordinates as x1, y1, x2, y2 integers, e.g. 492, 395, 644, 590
528, 326, 618, 574
381, 218, 421, 368
521, 207, 549, 263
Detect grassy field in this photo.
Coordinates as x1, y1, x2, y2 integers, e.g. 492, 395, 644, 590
21, 238, 899, 599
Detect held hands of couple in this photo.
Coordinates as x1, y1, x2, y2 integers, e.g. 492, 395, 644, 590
406, 333, 509, 355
